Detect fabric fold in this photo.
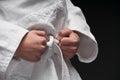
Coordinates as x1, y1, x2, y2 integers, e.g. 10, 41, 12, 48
31, 35, 70, 80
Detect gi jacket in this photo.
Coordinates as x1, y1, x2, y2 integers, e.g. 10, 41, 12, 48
0, 0, 98, 80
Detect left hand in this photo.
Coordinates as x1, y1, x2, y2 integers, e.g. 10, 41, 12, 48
57, 29, 80, 59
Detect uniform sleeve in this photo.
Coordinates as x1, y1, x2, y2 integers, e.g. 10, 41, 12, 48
0, 20, 28, 79
66, 0, 98, 63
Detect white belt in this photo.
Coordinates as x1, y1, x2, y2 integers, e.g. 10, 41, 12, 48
31, 36, 70, 80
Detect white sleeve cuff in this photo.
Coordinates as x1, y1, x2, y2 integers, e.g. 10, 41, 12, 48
66, 2, 98, 63
0, 21, 28, 74
76, 32, 98, 63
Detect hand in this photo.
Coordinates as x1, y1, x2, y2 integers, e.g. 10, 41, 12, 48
57, 29, 80, 59
15, 30, 49, 62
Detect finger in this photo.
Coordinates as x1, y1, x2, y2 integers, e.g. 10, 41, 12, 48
37, 45, 46, 53
58, 29, 72, 37
60, 37, 79, 46
60, 45, 78, 53
34, 30, 49, 41
34, 30, 46, 36
69, 32, 80, 41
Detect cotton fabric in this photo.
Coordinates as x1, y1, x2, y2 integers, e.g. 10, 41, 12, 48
0, 0, 98, 80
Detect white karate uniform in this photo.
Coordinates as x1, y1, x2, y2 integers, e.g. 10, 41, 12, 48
0, 0, 98, 80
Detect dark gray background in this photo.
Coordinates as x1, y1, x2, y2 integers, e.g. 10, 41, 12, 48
70, 0, 120, 80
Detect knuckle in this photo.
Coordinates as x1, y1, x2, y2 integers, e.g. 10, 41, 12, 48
72, 39, 79, 44
72, 39, 80, 46
72, 46, 78, 51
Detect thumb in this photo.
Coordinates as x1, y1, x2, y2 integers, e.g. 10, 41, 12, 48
33, 30, 46, 36
57, 29, 72, 41
32, 30, 49, 40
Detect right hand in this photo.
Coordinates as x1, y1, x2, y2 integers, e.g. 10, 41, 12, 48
15, 30, 49, 62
